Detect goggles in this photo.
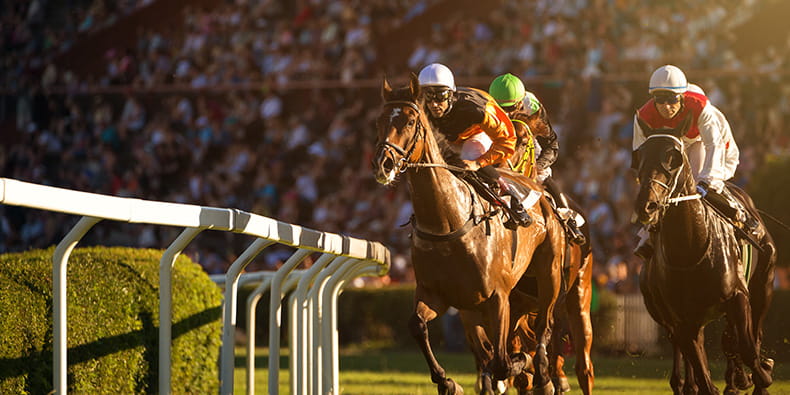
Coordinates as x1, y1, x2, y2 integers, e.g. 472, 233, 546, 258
424, 88, 452, 103
653, 93, 681, 105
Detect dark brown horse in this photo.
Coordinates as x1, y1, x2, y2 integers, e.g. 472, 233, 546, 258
372, 74, 564, 394
633, 123, 776, 395
463, 193, 595, 395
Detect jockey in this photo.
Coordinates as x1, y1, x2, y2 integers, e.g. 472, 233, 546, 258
632, 65, 758, 259
417, 63, 531, 229
488, 73, 586, 245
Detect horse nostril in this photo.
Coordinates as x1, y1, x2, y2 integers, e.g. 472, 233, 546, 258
381, 157, 394, 173
646, 201, 659, 213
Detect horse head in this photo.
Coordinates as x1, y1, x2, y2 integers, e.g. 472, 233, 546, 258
632, 116, 696, 226
373, 73, 429, 185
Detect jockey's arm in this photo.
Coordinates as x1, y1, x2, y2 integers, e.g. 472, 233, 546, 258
535, 131, 558, 171
472, 103, 517, 168
697, 103, 728, 192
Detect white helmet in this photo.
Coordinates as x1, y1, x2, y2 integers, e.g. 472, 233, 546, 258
418, 63, 456, 91
648, 65, 687, 94
687, 83, 705, 96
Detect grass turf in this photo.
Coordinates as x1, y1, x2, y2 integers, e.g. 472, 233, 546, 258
234, 347, 790, 394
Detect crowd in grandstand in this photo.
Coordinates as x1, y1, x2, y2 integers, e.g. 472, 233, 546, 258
2, 0, 789, 291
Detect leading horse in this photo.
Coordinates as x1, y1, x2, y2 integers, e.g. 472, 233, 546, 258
372, 74, 564, 394
633, 121, 776, 395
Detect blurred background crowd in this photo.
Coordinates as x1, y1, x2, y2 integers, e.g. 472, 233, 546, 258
2, 0, 789, 292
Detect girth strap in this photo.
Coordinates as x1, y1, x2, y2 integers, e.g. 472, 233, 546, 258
413, 215, 477, 242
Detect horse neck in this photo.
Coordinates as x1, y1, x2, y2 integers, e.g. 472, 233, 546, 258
658, 167, 709, 258
406, 127, 471, 233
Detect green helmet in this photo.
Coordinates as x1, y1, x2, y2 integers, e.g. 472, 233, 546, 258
489, 73, 526, 107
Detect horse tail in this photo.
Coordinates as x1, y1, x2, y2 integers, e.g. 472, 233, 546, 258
757, 208, 790, 233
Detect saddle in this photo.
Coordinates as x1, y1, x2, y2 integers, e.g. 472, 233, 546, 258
463, 172, 540, 229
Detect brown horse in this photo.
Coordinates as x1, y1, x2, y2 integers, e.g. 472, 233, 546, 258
463, 192, 595, 395
633, 122, 776, 395
372, 74, 564, 394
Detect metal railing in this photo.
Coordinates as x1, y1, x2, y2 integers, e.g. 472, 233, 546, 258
0, 177, 390, 394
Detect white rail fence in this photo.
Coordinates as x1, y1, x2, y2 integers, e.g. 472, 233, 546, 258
0, 177, 390, 395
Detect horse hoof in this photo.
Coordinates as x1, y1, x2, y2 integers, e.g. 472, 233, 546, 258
761, 358, 774, 373
495, 380, 508, 394
556, 376, 570, 393
734, 371, 753, 391
510, 352, 533, 375
439, 378, 464, 395
532, 381, 555, 395
723, 388, 738, 395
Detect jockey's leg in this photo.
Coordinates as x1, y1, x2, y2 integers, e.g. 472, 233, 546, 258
704, 188, 759, 235
477, 165, 532, 229
633, 226, 654, 260
543, 176, 586, 245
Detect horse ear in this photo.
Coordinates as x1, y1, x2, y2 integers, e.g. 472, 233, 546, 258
636, 115, 655, 137
409, 72, 421, 100
382, 76, 392, 100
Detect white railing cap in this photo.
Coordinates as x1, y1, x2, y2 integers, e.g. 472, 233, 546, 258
0, 178, 390, 267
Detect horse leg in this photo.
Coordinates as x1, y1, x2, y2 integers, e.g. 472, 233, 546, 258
459, 310, 501, 395
722, 322, 752, 394
723, 292, 773, 395
675, 326, 718, 395
410, 292, 461, 395
509, 314, 536, 395
564, 255, 594, 395
669, 341, 684, 395
548, 302, 570, 394
530, 249, 562, 394
747, 241, 777, 394
481, 290, 516, 383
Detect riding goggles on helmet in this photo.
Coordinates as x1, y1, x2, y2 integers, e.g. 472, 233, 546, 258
653, 93, 681, 105
424, 88, 452, 103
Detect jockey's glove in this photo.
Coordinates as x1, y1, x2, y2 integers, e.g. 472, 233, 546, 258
696, 181, 709, 198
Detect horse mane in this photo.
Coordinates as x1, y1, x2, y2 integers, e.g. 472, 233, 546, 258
432, 129, 466, 168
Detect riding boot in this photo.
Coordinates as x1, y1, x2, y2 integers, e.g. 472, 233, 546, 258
704, 189, 759, 236
498, 178, 533, 230
633, 226, 654, 260
544, 177, 586, 245
476, 165, 532, 229
565, 216, 586, 245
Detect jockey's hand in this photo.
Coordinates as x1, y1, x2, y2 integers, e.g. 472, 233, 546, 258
696, 181, 709, 198
463, 160, 480, 171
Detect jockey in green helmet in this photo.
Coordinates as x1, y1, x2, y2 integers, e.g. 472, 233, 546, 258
489, 73, 586, 245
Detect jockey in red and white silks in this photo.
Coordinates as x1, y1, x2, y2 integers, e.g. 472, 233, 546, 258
633, 80, 739, 194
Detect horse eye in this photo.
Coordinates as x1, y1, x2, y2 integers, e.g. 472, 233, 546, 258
408, 119, 416, 127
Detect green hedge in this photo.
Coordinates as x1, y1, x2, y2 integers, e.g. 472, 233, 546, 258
0, 247, 222, 394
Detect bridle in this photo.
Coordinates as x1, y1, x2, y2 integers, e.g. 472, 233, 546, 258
376, 100, 426, 173
640, 134, 701, 214
376, 98, 487, 241
376, 99, 469, 174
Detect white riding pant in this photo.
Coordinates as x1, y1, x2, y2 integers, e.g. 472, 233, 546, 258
460, 132, 492, 161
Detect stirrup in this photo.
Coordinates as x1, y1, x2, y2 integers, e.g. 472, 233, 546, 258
505, 203, 533, 230
566, 219, 586, 245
